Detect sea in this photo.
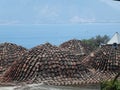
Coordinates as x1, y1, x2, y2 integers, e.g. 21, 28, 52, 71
0, 24, 120, 48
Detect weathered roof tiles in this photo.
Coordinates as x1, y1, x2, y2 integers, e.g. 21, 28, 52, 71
1, 43, 93, 85
59, 39, 92, 55
82, 45, 120, 73
0, 42, 27, 75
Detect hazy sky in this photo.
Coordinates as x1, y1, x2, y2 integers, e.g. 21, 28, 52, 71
0, 0, 120, 24
0, 0, 120, 48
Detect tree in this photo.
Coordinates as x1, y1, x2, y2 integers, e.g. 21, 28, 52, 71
81, 35, 110, 51
101, 73, 120, 90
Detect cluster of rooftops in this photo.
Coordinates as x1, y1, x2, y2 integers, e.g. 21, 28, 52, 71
0, 32, 120, 86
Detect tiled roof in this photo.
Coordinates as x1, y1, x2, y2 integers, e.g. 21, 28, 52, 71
0, 42, 27, 75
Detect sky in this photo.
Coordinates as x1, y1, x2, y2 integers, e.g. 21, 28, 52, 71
0, 0, 120, 48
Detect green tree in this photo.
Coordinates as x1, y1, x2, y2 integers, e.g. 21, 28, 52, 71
82, 35, 110, 51
101, 73, 120, 90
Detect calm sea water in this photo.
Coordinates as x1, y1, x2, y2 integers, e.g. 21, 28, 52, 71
0, 24, 120, 48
